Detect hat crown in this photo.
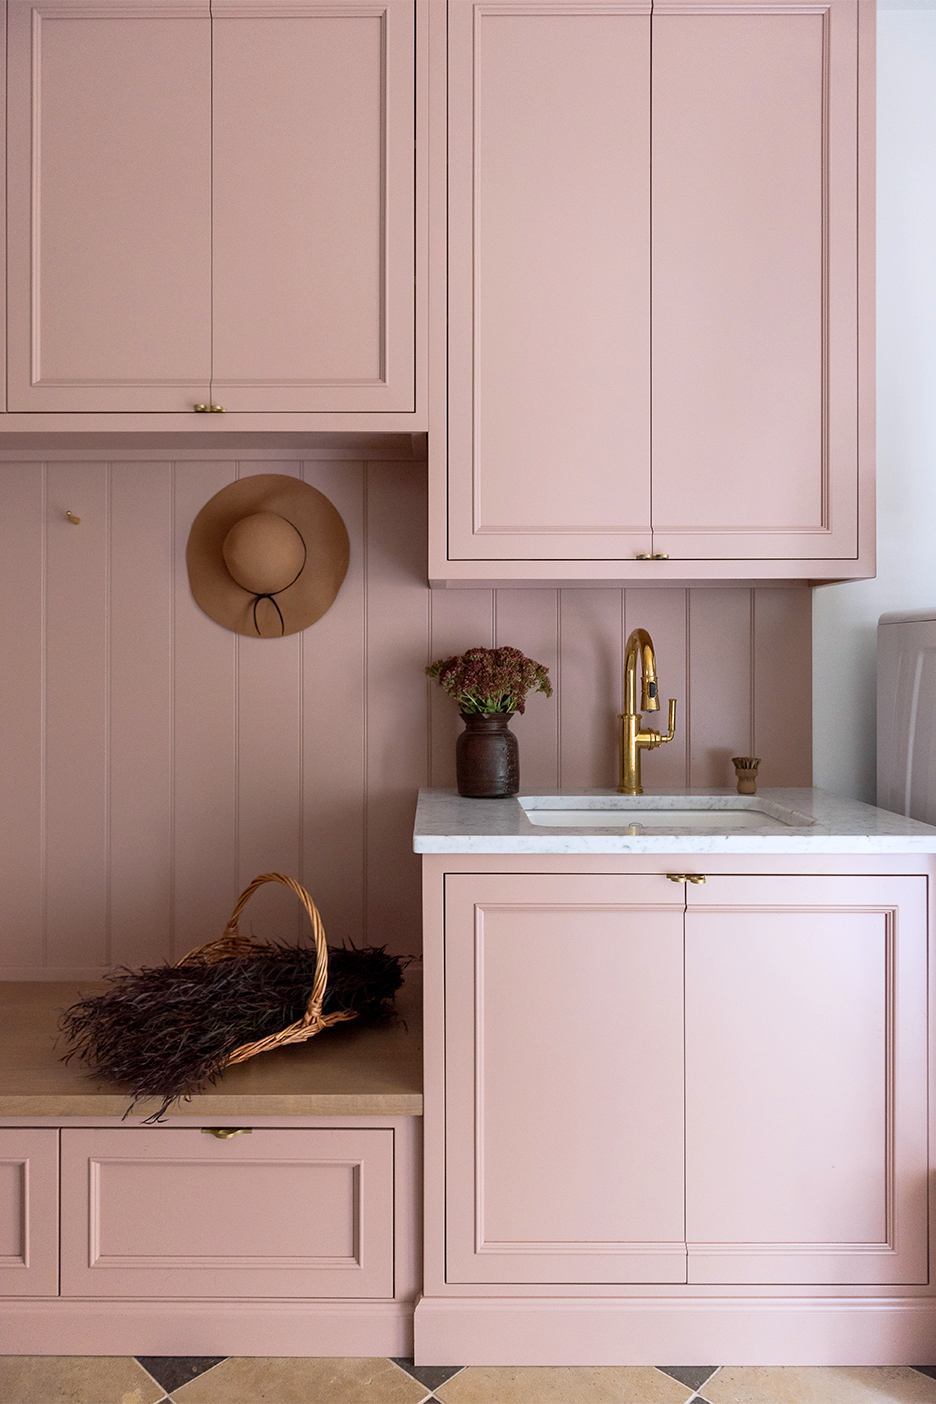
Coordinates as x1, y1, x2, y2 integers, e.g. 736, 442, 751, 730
222, 512, 305, 595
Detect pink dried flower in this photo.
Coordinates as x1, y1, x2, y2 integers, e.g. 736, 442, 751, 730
426, 645, 553, 715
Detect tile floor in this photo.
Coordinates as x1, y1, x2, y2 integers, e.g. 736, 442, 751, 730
1, 1359, 936, 1404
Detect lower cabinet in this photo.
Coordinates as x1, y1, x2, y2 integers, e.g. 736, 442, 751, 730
441, 870, 929, 1290
0, 1118, 420, 1352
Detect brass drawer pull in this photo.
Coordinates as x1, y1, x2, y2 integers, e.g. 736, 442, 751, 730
666, 873, 706, 884
201, 1127, 252, 1139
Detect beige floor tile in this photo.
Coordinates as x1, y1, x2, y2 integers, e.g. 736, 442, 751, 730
169, 1357, 429, 1404
0, 1357, 164, 1404
433, 1364, 693, 1404
704, 1366, 936, 1404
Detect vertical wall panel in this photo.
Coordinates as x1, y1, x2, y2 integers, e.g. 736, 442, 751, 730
300, 460, 366, 947
0, 465, 44, 967
624, 588, 689, 790
109, 463, 174, 968
364, 461, 430, 951
753, 588, 812, 786
558, 589, 624, 790
428, 591, 495, 789
494, 591, 560, 792
172, 461, 238, 960
233, 461, 304, 942
688, 588, 754, 788
44, 463, 109, 968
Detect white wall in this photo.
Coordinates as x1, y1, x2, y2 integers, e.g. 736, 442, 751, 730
813, 4, 936, 801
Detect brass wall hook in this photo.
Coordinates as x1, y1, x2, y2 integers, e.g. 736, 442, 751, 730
65, 511, 80, 525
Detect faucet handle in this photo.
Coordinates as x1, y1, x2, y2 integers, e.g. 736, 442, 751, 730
662, 698, 677, 743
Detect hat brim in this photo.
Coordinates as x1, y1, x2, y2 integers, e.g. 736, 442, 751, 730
186, 475, 350, 638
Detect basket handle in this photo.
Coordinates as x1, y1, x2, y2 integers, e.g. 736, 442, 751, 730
223, 872, 330, 1026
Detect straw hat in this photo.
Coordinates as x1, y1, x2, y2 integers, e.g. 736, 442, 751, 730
186, 475, 349, 638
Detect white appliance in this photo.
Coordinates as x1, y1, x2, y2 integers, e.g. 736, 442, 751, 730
878, 608, 936, 824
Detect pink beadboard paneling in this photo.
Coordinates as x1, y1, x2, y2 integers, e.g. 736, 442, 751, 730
108, 464, 174, 968
428, 591, 495, 789
172, 461, 239, 959
0, 465, 44, 966
234, 461, 305, 943
753, 588, 813, 787
0, 452, 812, 975
364, 461, 430, 951
494, 591, 560, 792
557, 589, 624, 791
45, 463, 109, 968
299, 460, 367, 947
688, 588, 753, 789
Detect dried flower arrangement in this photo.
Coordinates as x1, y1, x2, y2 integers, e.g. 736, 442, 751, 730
59, 874, 407, 1121
426, 644, 553, 715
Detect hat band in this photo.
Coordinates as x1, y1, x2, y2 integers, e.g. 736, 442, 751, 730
250, 528, 308, 637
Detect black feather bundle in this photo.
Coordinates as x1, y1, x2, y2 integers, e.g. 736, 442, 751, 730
60, 943, 406, 1121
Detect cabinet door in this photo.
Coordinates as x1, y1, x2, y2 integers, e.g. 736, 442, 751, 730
210, 0, 416, 412
6, 0, 212, 412
0, 1129, 59, 1296
685, 875, 928, 1285
446, 0, 652, 563
444, 873, 686, 1284
650, 0, 859, 562
60, 1127, 394, 1298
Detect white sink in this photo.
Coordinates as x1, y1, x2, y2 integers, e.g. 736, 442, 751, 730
518, 796, 815, 832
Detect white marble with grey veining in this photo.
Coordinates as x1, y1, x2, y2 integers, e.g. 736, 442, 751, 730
413, 787, 936, 854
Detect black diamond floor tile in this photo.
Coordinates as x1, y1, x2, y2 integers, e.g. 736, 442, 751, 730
657, 1366, 719, 1391
915, 1368, 936, 1382
391, 1358, 465, 1392
136, 1357, 228, 1393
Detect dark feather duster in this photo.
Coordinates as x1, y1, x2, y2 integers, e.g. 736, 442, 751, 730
60, 943, 406, 1121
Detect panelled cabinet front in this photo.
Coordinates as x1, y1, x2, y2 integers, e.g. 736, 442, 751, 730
438, 0, 870, 581
442, 871, 928, 1289
6, 0, 416, 415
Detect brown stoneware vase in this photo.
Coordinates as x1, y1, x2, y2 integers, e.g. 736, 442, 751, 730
456, 712, 519, 798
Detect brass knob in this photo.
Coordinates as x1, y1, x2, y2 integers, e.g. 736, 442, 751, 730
65, 510, 80, 525
193, 403, 209, 412
201, 1127, 252, 1139
636, 552, 653, 560
209, 404, 227, 413
652, 553, 670, 560
666, 873, 706, 884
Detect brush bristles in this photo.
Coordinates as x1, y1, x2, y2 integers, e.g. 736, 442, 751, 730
60, 943, 407, 1122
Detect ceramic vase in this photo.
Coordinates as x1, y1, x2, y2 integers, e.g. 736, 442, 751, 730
456, 712, 519, 798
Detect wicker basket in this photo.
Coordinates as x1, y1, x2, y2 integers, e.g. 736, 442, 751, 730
175, 871, 358, 1069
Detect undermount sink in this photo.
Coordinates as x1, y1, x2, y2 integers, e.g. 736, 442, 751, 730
518, 795, 816, 832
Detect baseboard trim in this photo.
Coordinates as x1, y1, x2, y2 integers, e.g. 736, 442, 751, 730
1, 1298, 415, 1356
414, 1295, 936, 1366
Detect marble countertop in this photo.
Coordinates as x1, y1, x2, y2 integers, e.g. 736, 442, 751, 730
414, 787, 936, 854
0, 974, 422, 1118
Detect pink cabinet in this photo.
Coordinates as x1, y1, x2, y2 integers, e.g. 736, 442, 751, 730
6, 0, 416, 415
59, 1126, 395, 1298
0, 1129, 58, 1297
436, 869, 928, 1291
434, 0, 873, 583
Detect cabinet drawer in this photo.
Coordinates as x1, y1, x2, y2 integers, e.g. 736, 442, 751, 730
60, 1127, 394, 1299
0, 1129, 59, 1297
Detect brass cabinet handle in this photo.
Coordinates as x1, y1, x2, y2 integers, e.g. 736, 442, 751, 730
666, 873, 706, 884
201, 1127, 252, 1139
652, 553, 670, 560
636, 552, 653, 559
194, 403, 209, 412
209, 404, 227, 413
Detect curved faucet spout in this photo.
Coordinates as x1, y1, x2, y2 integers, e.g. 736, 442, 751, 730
618, 628, 678, 796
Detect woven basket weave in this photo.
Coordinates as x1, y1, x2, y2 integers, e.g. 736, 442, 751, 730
175, 871, 358, 1069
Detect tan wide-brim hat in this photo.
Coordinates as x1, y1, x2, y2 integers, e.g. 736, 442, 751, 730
187, 475, 350, 638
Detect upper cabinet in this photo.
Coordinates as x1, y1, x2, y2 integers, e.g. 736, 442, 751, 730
430, 0, 874, 583
6, 0, 418, 419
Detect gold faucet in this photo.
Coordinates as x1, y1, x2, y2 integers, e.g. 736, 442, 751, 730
618, 628, 677, 795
